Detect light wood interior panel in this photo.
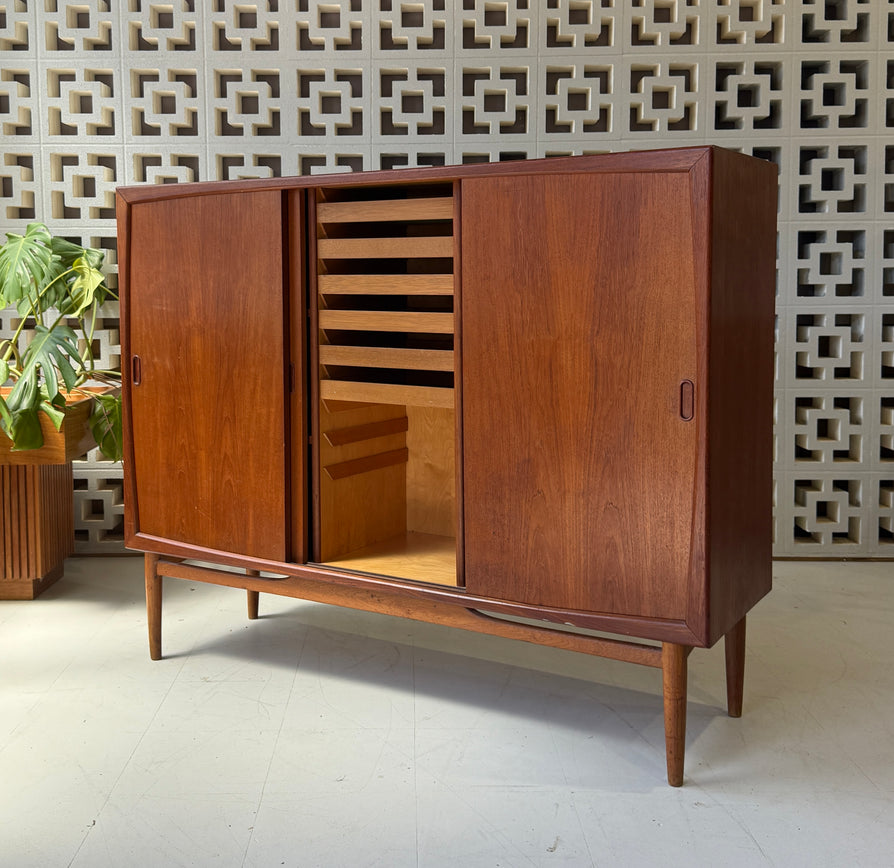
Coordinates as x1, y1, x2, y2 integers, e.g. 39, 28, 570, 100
406, 406, 456, 538
314, 182, 458, 586
318, 402, 408, 563
316, 400, 457, 585
322, 532, 456, 586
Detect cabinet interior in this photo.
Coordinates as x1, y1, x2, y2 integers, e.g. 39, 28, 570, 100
314, 182, 458, 586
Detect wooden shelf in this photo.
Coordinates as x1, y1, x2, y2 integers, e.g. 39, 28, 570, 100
320, 531, 457, 586
318, 310, 454, 334
317, 197, 453, 223
317, 274, 454, 295
316, 185, 457, 406
320, 380, 454, 409
319, 346, 454, 372
317, 237, 453, 260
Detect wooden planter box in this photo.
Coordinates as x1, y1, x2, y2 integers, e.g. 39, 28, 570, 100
0, 391, 96, 466
0, 391, 99, 600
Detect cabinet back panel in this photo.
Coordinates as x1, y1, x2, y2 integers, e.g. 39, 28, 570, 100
461, 172, 700, 620
126, 190, 288, 561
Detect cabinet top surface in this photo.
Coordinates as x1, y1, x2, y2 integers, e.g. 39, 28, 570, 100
115, 145, 773, 205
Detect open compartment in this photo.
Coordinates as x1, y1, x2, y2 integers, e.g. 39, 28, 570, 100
313, 182, 458, 586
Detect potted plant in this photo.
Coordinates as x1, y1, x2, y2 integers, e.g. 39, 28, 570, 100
1, 222, 122, 459
0, 222, 123, 599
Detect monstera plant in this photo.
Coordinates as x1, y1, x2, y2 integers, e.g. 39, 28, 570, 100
0, 222, 122, 460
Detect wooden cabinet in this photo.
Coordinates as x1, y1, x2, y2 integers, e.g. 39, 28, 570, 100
117, 146, 777, 785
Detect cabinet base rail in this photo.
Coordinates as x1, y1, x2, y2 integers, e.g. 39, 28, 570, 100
144, 554, 747, 787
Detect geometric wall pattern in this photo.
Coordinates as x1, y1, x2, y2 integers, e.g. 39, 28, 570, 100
1, 0, 892, 556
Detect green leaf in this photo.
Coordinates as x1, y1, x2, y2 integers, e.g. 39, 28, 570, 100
0, 394, 12, 437
0, 223, 53, 307
51, 236, 108, 312
0, 358, 9, 386
5, 366, 39, 421
68, 257, 106, 317
11, 323, 81, 408
50, 235, 104, 271
89, 392, 123, 462
40, 398, 65, 432
9, 406, 44, 451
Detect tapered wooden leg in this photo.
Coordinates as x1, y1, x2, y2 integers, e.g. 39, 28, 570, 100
247, 591, 260, 619
662, 642, 688, 787
724, 615, 746, 718
246, 569, 260, 620
145, 553, 162, 661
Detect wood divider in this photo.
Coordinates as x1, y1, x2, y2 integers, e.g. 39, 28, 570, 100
324, 447, 409, 481
323, 399, 387, 413
324, 416, 409, 447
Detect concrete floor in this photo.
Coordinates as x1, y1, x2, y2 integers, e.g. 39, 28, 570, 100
1, 557, 892, 867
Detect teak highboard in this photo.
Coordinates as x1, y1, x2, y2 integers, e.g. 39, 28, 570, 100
116, 146, 777, 786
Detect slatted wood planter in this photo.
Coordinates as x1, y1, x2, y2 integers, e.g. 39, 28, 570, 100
0, 391, 99, 600
0, 462, 74, 599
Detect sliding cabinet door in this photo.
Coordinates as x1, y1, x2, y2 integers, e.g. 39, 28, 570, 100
125, 190, 292, 562
461, 171, 701, 620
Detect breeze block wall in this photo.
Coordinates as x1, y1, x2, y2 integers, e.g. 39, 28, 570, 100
0, 0, 891, 556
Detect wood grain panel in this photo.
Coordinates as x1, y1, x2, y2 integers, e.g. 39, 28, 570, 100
324, 416, 409, 446
317, 402, 407, 562
317, 274, 454, 295
318, 310, 454, 333
406, 406, 456, 537
704, 148, 776, 645
0, 390, 96, 465
320, 380, 454, 409
319, 346, 454, 371
461, 172, 699, 619
322, 531, 456, 586
126, 190, 288, 561
317, 197, 453, 223
318, 465, 407, 562
317, 237, 453, 259
324, 447, 409, 480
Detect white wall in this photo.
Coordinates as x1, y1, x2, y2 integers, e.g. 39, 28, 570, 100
1, 1, 891, 555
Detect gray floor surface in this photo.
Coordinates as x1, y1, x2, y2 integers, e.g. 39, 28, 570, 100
1, 557, 892, 867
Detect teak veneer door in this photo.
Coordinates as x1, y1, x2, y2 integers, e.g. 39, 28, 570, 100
461, 171, 700, 620
126, 190, 290, 561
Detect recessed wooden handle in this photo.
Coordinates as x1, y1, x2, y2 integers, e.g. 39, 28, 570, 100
131, 355, 142, 386
680, 380, 694, 421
